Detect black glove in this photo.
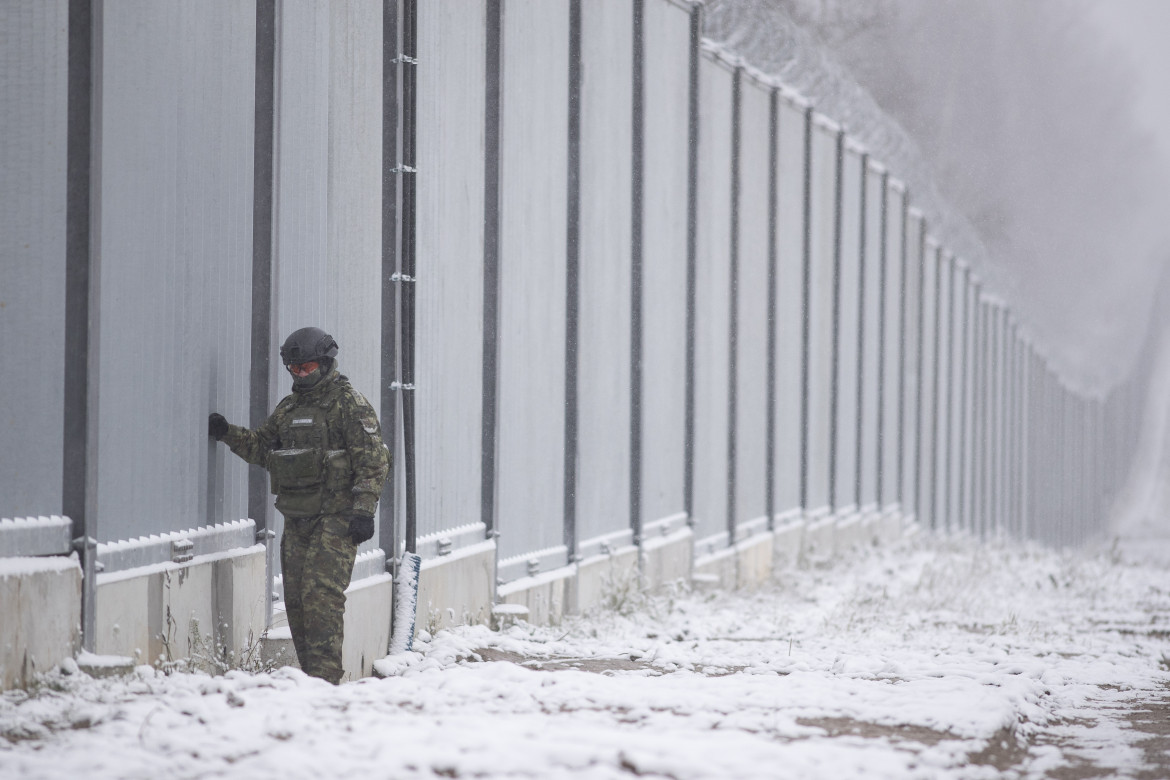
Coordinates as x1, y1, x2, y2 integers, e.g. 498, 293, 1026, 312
208, 413, 229, 440
348, 514, 375, 545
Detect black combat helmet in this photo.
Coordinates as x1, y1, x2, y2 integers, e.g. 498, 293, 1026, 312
281, 327, 338, 390
280, 326, 338, 365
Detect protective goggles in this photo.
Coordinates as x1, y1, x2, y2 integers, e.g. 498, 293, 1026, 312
286, 360, 320, 377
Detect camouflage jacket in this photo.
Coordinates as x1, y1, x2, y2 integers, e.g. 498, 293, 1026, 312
221, 370, 390, 518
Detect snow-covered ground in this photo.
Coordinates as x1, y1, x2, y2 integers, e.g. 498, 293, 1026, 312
3, 532, 1169, 780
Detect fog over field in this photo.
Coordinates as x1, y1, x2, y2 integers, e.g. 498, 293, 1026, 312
706, 0, 1170, 391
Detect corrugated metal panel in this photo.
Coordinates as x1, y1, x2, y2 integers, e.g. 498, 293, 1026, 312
0, 0, 67, 520
496, 0, 570, 569
952, 267, 972, 531
691, 54, 734, 549
857, 166, 884, 511
640, 0, 690, 530
931, 250, 951, 529
733, 76, 771, 534
772, 101, 805, 518
880, 186, 905, 510
577, 0, 633, 550
325, 0, 382, 553
268, 2, 383, 557
416, 0, 486, 541
900, 212, 923, 516
94, 1, 254, 543
833, 147, 862, 512
805, 126, 837, 515
268, 0, 330, 568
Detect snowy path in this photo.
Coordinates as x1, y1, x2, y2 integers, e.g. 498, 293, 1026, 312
3, 536, 1170, 780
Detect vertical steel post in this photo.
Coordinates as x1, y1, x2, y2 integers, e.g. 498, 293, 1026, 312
854, 155, 868, 511
799, 106, 813, 512
874, 173, 890, 510
764, 88, 779, 529
564, 0, 582, 558
65, 0, 97, 652
926, 246, 943, 530
828, 129, 844, 513
399, 0, 418, 554
481, 0, 502, 544
628, 0, 645, 547
726, 66, 743, 543
381, 0, 401, 567
252, 0, 277, 626
683, 3, 700, 524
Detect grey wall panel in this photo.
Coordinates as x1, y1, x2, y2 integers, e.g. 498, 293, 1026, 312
270, 2, 384, 556
772, 101, 805, 517
496, 0, 570, 567
946, 262, 966, 530
577, 0, 633, 548
914, 239, 938, 527
641, 0, 690, 528
94, 1, 255, 543
416, 0, 486, 542
805, 125, 837, 515
0, 0, 67, 519
931, 251, 951, 530
879, 186, 904, 509
832, 147, 861, 512
900, 212, 923, 516
734, 77, 772, 532
692, 54, 734, 547
857, 165, 884, 511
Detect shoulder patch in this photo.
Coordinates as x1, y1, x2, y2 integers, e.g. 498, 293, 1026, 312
361, 415, 380, 434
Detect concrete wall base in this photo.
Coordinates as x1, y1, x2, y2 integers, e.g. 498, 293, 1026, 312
735, 532, 775, 588
693, 544, 738, 590
641, 528, 693, 591
416, 540, 496, 634
95, 545, 266, 670
572, 546, 640, 614
773, 519, 805, 569
498, 565, 574, 626
0, 557, 81, 689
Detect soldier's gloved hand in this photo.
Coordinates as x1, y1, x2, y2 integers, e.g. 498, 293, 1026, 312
348, 514, 375, 545
208, 413, 229, 440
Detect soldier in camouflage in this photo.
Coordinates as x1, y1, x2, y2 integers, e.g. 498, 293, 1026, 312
208, 327, 390, 684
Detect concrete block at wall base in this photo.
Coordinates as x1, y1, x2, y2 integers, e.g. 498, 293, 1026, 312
772, 519, 805, 569
572, 546, 640, 614
735, 532, 774, 589
417, 540, 495, 634
834, 513, 867, 554
802, 515, 836, 563
212, 548, 268, 663
341, 574, 392, 682
95, 546, 267, 671
641, 528, 693, 591
0, 557, 81, 690
497, 567, 573, 626
94, 573, 152, 663
693, 545, 737, 590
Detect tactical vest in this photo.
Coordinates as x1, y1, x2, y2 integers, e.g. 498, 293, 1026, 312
268, 398, 353, 519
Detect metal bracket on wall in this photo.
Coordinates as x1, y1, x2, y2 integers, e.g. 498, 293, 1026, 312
391, 272, 416, 282
391, 381, 415, 391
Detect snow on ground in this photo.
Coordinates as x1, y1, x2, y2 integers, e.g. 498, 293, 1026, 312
3, 534, 1169, 780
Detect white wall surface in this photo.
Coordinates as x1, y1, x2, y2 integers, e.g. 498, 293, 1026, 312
416, 0, 486, 541
772, 101, 806, 518
733, 76, 772, 533
577, 0, 633, 549
833, 148, 862, 512
640, 0, 691, 530
94, 0, 254, 543
691, 54, 734, 547
0, 0, 67, 520
496, 0, 570, 568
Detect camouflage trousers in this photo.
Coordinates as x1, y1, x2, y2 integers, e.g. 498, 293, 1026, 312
280, 514, 356, 684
